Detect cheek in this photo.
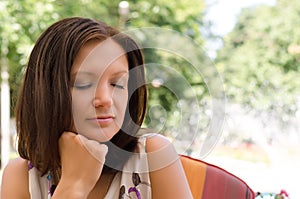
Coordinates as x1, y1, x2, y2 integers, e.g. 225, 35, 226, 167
71, 91, 93, 132
71, 90, 92, 114
114, 91, 128, 111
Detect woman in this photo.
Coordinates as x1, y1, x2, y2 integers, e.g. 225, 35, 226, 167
1, 17, 192, 199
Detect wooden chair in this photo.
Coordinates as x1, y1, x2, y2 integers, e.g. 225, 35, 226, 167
180, 155, 255, 199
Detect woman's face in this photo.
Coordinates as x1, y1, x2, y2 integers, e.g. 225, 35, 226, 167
71, 39, 129, 142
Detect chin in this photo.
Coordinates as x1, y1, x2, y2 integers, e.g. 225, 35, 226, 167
90, 130, 118, 143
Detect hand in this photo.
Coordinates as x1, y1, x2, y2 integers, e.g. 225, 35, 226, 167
53, 132, 108, 198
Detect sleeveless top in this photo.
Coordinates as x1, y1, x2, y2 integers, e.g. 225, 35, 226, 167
28, 136, 151, 199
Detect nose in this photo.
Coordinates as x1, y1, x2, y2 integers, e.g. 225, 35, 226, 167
93, 84, 113, 107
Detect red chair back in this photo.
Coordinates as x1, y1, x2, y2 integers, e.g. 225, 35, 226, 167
180, 155, 255, 199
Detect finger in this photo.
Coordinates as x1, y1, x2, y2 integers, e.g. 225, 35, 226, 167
58, 132, 76, 149
59, 131, 77, 145
77, 134, 108, 163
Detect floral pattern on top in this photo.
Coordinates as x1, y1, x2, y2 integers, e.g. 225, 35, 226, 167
119, 172, 150, 199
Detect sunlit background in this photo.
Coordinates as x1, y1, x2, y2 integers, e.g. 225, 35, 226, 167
0, 0, 299, 198
205, 1, 299, 198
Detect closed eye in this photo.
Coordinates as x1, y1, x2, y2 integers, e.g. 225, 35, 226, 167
73, 83, 93, 90
111, 83, 125, 89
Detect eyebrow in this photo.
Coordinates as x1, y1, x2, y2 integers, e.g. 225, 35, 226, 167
110, 70, 129, 77
71, 70, 128, 78
70, 71, 94, 79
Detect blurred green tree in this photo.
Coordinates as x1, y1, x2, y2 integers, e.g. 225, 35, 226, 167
216, 0, 300, 129
0, 0, 60, 111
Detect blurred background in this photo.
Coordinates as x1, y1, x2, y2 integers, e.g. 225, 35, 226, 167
0, 0, 299, 198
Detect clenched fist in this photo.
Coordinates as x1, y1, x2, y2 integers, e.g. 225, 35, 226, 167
52, 132, 108, 198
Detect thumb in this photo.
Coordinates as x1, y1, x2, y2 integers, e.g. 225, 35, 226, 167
77, 134, 108, 163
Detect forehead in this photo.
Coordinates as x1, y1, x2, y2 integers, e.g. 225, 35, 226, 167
71, 38, 128, 75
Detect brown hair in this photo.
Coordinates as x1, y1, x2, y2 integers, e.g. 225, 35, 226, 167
15, 17, 147, 178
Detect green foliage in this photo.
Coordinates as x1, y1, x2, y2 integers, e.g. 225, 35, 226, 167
1, 0, 60, 112
216, 0, 300, 125
55, 0, 120, 26
127, 0, 205, 42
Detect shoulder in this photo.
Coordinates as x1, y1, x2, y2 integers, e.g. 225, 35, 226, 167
1, 157, 30, 199
144, 133, 179, 171
2, 157, 29, 179
144, 134, 193, 198
145, 133, 172, 153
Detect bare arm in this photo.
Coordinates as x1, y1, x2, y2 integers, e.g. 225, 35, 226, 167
146, 134, 193, 199
1, 158, 31, 199
1, 133, 108, 199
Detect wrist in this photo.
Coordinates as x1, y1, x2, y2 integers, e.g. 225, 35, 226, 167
52, 178, 92, 198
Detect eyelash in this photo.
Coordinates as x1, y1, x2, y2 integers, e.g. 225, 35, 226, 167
73, 84, 92, 89
73, 83, 125, 90
111, 83, 125, 89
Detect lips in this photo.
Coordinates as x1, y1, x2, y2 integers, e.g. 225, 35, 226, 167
87, 115, 115, 126
96, 116, 113, 121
